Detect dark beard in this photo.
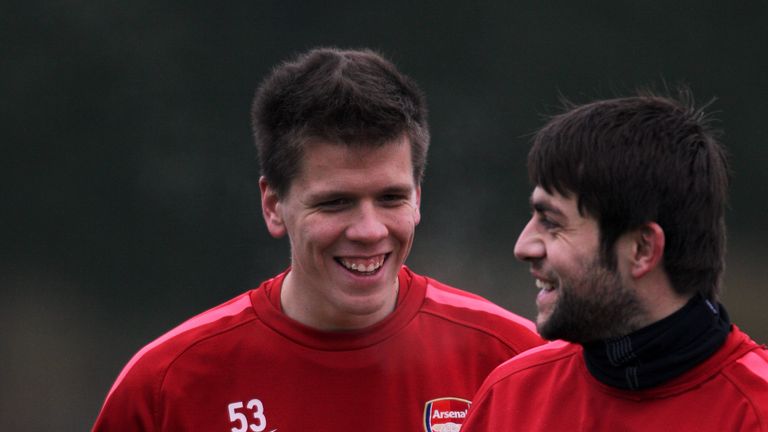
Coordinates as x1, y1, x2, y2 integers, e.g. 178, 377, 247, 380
538, 261, 644, 343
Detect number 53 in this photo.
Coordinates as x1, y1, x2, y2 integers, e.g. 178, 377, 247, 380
228, 399, 267, 432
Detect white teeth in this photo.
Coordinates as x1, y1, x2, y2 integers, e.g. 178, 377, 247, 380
536, 279, 554, 291
340, 257, 384, 273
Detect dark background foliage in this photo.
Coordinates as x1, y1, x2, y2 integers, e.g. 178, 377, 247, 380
3, 1, 766, 429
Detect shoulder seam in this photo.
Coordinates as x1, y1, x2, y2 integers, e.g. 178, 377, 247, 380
421, 282, 539, 354
154, 315, 259, 427
720, 350, 768, 431
486, 343, 579, 386
423, 280, 537, 331
417, 309, 534, 355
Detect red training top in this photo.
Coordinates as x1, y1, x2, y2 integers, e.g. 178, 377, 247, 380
93, 266, 544, 431
463, 326, 768, 431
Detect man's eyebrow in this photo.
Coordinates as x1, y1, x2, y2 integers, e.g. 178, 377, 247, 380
531, 198, 565, 217
380, 184, 414, 195
305, 183, 414, 201
301, 189, 348, 204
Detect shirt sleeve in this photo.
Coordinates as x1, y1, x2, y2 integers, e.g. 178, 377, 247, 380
92, 356, 160, 431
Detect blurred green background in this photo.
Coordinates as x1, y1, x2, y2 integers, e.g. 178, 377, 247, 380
3, 1, 767, 430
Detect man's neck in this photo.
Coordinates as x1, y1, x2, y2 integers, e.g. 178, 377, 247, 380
633, 268, 692, 328
582, 294, 731, 390
279, 270, 400, 331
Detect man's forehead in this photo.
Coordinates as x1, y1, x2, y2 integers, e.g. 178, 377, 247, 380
531, 186, 565, 204
285, 137, 416, 194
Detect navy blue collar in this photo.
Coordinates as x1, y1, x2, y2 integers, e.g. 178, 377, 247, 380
583, 294, 731, 390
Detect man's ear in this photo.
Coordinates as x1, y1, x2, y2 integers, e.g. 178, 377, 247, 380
629, 222, 665, 278
259, 176, 287, 238
413, 185, 422, 225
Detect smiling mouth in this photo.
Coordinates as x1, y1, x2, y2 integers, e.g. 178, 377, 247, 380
535, 278, 556, 292
336, 254, 388, 275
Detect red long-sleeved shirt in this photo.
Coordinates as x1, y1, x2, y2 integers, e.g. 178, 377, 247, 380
93, 266, 544, 431
464, 326, 768, 431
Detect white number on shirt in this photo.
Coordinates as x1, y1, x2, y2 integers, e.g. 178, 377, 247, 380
228, 399, 267, 432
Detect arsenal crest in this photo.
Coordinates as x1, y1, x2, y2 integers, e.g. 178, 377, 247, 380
423, 397, 471, 432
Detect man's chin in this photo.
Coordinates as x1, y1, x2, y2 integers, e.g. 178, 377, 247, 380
536, 321, 556, 341
536, 314, 574, 342
536, 324, 558, 341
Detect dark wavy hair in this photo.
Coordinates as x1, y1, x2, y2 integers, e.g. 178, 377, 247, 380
529, 89, 729, 300
251, 47, 429, 197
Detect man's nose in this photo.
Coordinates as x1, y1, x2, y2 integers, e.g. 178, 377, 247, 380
514, 218, 545, 261
346, 202, 388, 243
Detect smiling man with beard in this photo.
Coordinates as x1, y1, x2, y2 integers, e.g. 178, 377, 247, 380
92, 47, 544, 432
463, 90, 768, 431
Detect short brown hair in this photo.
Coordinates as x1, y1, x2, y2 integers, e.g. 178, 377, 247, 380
251, 47, 430, 197
529, 89, 729, 300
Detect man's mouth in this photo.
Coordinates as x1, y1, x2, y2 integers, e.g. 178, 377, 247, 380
535, 278, 556, 292
336, 254, 388, 275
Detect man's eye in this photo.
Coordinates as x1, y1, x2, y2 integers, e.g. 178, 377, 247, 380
317, 198, 350, 209
537, 214, 559, 229
381, 194, 404, 201
380, 194, 408, 206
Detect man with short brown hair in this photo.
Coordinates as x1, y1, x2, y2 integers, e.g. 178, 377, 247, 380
463, 91, 768, 431
93, 47, 543, 431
